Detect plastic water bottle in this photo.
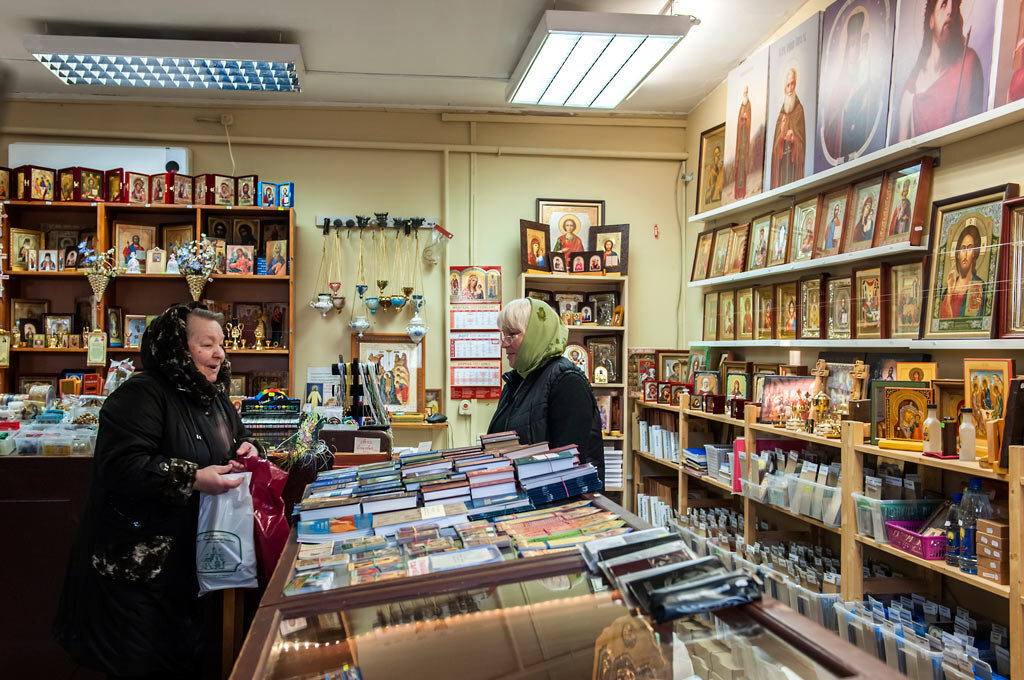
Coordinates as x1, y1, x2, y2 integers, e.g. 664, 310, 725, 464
958, 478, 993, 574
944, 493, 963, 566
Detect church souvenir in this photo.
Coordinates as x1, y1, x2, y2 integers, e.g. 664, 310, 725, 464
758, 374, 816, 424
718, 289, 736, 342
126, 172, 149, 204
57, 167, 105, 202
724, 371, 750, 401
766, 208, 792, 267
890, 260, 925, 339
723, 223, 749, 276
563, 343, 591, 381
789, 196, 821, 263
258, 181, 278, 207
537, 198, 603, 259
963, 358, 1014, 462
643, 379, 659, 403
172, 174, 194, 205
0, 166, 10, 201
693, 370, 719, 396
799, 274, 824, 339
747, 214, 771, 270
670, 383, 686, 407
520, 219, 551, 273
815, 0, 896, 172
691, 229, 715, 282
736, 287, 755, 341
816, 185, 852, 258
895, 362, 937, 383
876, 157, 934, 247
826, 275, 852, 339
765, 14, 820, 190
723, 46, 769, 204
590, 224, 628, 275
754, 284, 774, 340
351, 333, 426, 415
14, 165, 56, 201
923, 184, 1018, 339
656, 381, 673, 404
585, 335, 619, 383
106, 168, 126, 202
550, 252, 567, 274
593, 366, 609, 384
708, 226, 733, 279
587, 292, 617, 326
695, 123, 726, 214
236, 175, 258, 207
702, 291, 719, 341
999, 197, 1024, 337
887, 0, 997, 145
656, 350, 689, 383
149, 173, 174, 204
878, 387, 932, 451
843, 175, 884, 253
775, 281, 798, 340
853, 265, 885, 339
581, 250, 604, 274
276, 182, 294, 208
146, 247, 166, 275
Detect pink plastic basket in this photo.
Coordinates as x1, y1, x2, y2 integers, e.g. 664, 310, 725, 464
885, 520, 946, 560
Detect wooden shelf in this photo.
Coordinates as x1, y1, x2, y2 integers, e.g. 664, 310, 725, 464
748, 422, 841, 448
854, 443, 1006, 481
522, 273, 627, 284
211, 274, 290, 281
11, 347, 86, 353
637, 401, 679, 413
604, 486, 624, 492
689, 97, 1024, 224
568, 325, 625, 333
855, 535, 1010, 598
390, 422, 449, 429
748, 495, 841, 534
689, 243, 927, 289
633, 449, 680, 471
691, 338, 1024, 350
590, 382, 625, 388
603, 434, 625, 441
683, 409, 743, 427
4, 270, 90, 278
682, 466, 735, 493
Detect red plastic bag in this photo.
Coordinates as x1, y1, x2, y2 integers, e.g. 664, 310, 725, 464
241, 457, 290, 586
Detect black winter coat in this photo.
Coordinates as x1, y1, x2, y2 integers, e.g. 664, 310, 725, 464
54, 371, 254, 676
488, 357, 605, 481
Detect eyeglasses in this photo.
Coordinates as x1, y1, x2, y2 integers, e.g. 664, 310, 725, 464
499, 331, 521, 344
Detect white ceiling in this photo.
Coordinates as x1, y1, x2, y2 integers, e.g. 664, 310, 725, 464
0, 0, 804, 115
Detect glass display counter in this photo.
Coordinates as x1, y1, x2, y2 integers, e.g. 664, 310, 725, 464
235, 497, 900, 679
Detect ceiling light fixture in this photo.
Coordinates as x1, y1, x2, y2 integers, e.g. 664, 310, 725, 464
507, 10, 697, 109
24, 35, 303, 92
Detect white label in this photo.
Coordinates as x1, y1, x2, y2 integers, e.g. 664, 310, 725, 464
353, 437, 381, 453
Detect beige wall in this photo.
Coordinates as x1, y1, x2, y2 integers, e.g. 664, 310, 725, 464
0, 101, 687, 446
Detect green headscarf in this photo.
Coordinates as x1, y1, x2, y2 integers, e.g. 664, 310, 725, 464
514, 298, 568, 378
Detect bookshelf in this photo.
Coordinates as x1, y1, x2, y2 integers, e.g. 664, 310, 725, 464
1, 201, 295, 394
519, 273, 627, 494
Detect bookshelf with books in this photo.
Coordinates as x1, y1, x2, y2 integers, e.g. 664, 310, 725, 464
0, 200, 295, 397
519, 273, 627, 495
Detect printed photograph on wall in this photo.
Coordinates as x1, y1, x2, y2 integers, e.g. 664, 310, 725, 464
816, 0, 897, 171
695, 123, 726, 214
887, 0, 997, 144
723, 47, 770, 205
765, 13, 821, 190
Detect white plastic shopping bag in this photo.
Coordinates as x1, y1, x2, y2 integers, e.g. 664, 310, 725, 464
196, 472, 258, 595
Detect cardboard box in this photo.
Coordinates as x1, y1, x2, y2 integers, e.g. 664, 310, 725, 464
977, 518, 1008, 538
979, 544, 1005, 561
978, 533, 1005, 550
978, 565, 1009, 585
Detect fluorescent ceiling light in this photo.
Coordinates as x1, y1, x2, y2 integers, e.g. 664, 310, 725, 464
24, 35, 303, 92
508, 10, 696, 109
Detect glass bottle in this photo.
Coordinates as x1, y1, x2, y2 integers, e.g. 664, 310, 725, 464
958, 408, 976, 462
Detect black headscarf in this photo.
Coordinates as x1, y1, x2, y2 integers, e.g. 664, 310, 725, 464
140, 302, 231, 408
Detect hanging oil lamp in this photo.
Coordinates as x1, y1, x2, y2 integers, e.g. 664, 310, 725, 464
390, 222, 408, 311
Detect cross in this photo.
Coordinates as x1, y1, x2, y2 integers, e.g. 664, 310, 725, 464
812, 359, 829, 393
849, 360, 870, 400
0, 250, 9, 299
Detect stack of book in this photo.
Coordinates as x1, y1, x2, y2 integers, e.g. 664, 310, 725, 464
604, 447, 623, 488
496, 501, 629, 556
683, 447, 709, 475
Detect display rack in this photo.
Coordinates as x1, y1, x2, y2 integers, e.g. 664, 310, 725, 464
519, 272, 627, 493
0, 201, 295, 394
628, 397, 1023, 671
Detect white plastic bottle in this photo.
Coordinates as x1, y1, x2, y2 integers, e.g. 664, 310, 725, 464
923, 403, 941, 454
958, 408, 976, 462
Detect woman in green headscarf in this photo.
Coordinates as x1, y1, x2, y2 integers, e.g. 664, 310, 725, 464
488, 298, 604, 481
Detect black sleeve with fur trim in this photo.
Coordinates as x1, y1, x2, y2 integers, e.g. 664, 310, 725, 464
94, 375, 196, 506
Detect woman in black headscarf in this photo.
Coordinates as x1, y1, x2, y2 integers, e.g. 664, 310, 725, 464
55, 302, 263, 678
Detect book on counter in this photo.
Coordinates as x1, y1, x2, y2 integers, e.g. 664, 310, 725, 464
371, 501, 470, 536
298, 514, 374, 543
421, 480, 470, 502
495, 441, 551, 460
465, 491, 533, 519
283, 569, 336, 596
470, 478, 518, 500
359, 491, 419, 514
297, 495, 363, 522
466, 466, 515, 486
513, 449, 577, 479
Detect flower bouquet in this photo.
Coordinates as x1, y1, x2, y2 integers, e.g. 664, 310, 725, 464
177, 235, 218, 301
78, 242, 122, 300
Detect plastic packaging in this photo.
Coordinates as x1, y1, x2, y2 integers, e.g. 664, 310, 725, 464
958, 477, 992, 575
196, 472, 258, 595
852, 493, 944, 543
944, 492, 963, 567
241, 456, 290, 586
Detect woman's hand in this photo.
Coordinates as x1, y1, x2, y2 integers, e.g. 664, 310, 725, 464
235, 441, 259, 458
193, 464, 245, 494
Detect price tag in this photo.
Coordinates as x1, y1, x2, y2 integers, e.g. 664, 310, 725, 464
353, 436, 381, 453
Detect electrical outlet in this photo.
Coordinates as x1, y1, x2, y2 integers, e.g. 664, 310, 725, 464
220, 113, 234, 126
458, 400, 472, 415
